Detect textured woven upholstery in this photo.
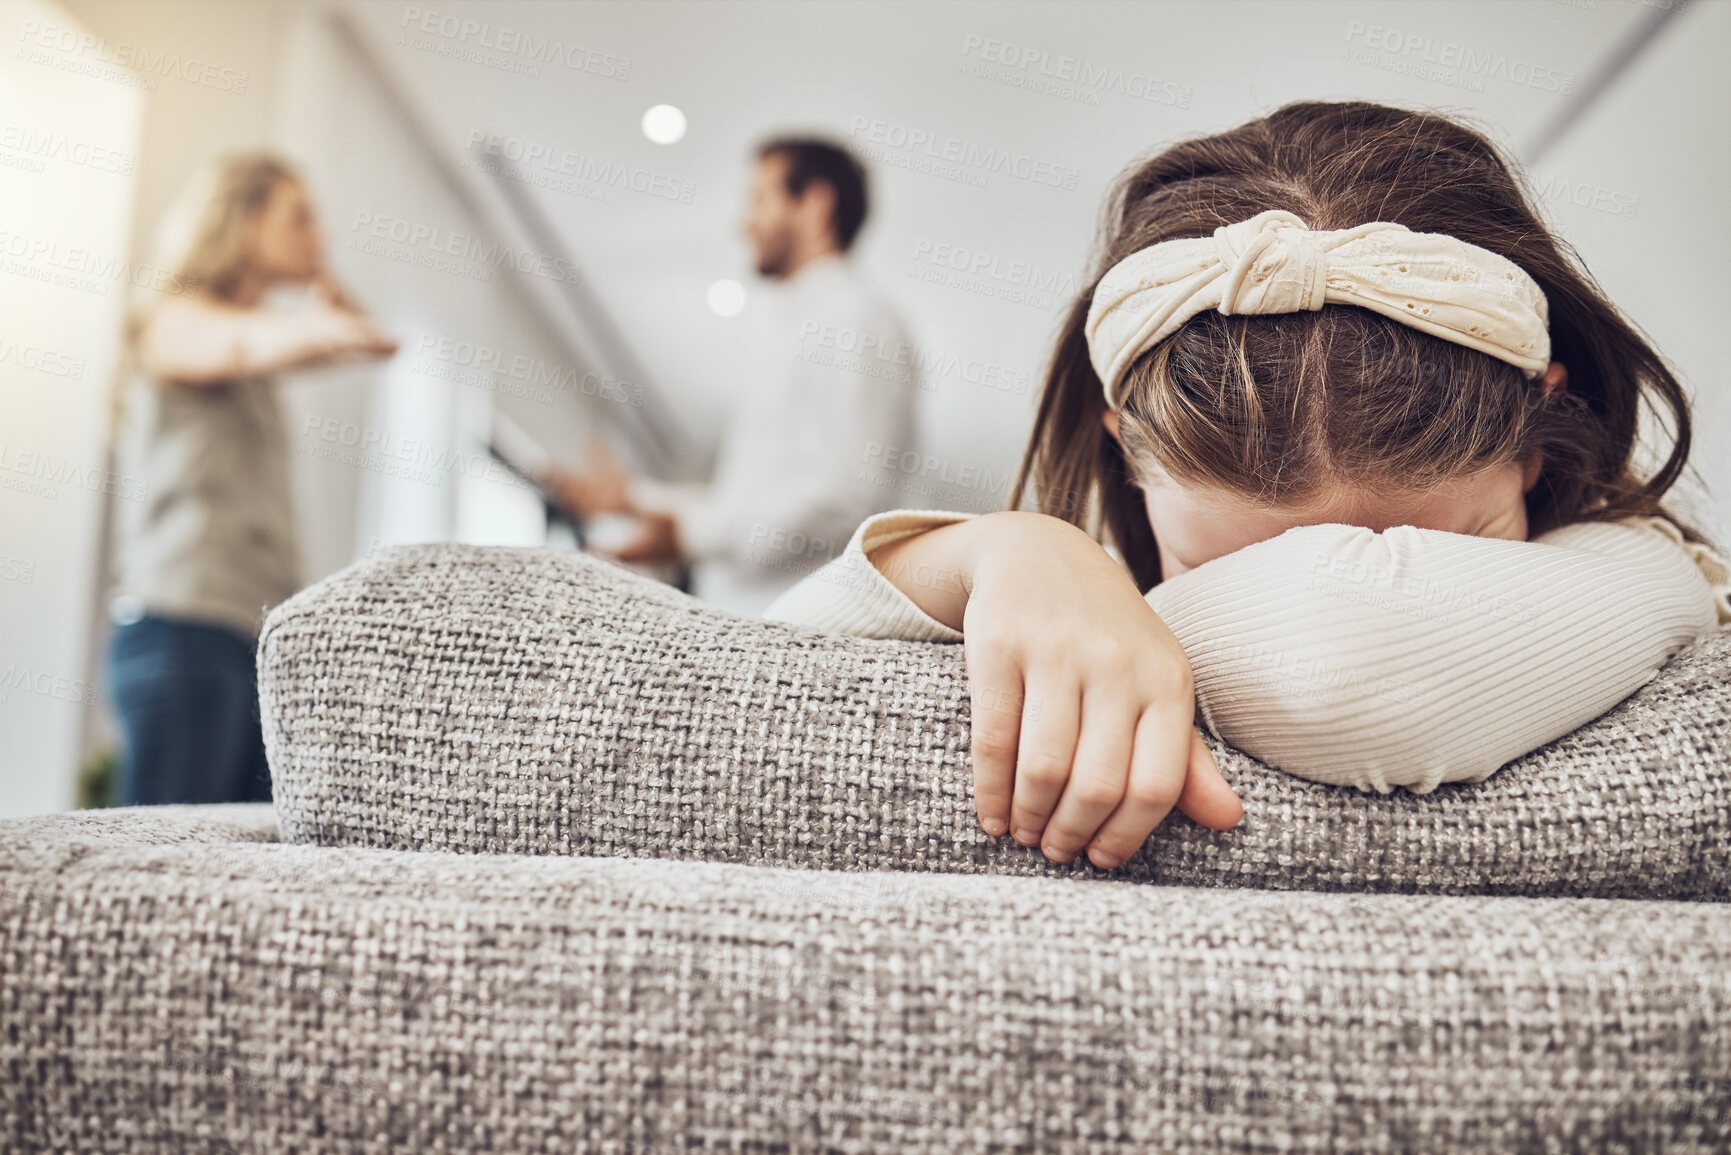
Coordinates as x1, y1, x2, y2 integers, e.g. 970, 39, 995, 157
259, 543, 1731, 899
4, 804, 1729, 1154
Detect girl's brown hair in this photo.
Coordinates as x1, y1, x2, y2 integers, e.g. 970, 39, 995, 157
1010, 100, 1701, 592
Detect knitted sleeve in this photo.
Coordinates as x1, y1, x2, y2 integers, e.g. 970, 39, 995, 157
761, 508, 974, 642
763, 509, 1726, 791
1144, 517, 1722, 792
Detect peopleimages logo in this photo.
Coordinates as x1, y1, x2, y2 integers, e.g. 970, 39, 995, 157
909, 239, 1078, 295
347, 212, 581, 285
14, 19, 250, 92
299, 415, 535, 492
958, 35, 1192, 109
1342, 21, 1575, 94
847, 116, 1079, 190
861, 442, 1019, 498
0, 665, 98, 707
0, 337, 86, 380
0, 228, 200, 298
412, 334, 646, 407
0, 443, 150, 502
398, 7, 631, 80
465, 130, 695, 204
1537, 174, 1639, 220
0, 125, 134, 175
794, 320, 1030, 396
905, 237, 1076, 312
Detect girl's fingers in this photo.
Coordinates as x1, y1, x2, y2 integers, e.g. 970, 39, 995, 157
964, 641, 1026, 837
1039, 689, 1138, 863
1006, 671, 1080, 847
1174, 729, 1244, 831
1083, 699, 1192, 869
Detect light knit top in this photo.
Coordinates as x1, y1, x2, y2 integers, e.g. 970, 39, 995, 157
627, 252, 919, 618
762, 508, 1731, 794
110, 371, 301, 639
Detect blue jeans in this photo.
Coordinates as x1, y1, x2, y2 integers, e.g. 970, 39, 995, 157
107, 613, 272, 805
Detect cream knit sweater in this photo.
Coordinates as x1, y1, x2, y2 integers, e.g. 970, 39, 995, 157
762, 509, 1731, 793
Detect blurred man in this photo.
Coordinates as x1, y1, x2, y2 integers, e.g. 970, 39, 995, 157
542, 137, 919, 616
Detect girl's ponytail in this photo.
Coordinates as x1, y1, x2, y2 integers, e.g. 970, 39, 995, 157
1010, 293, 1165, 591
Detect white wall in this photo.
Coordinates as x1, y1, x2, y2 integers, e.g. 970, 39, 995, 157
1532, 0, 1731, 537
270, 10, 560, 581
0, 0, 144, 816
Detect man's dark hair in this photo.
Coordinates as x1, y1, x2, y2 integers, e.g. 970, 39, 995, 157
755, 137, 869, 251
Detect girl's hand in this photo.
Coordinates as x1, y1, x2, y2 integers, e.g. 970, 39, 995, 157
870, 512, 1244, 869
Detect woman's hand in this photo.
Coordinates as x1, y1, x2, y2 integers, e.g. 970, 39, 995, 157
870, 512, 1243, 869
287, 300, 400, 366
304, 272, 399, 359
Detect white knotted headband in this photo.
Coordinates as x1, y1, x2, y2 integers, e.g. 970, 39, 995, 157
1084, 208, 1551, 411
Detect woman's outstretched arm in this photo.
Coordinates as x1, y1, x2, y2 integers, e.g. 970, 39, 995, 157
136, 286, 397, 386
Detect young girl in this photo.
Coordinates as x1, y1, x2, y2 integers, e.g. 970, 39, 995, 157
760, 101, 1731, 874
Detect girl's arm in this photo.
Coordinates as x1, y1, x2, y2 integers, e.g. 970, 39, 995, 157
137, 294, 398, 386
766, 508, 1725, 815
763, 508, 977, 640
765, 508, 1246, 870
1144, 517, 1723, 793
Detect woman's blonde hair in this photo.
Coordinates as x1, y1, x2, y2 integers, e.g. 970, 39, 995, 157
113, 154, 301, 421
129, 153, 300, 330
1010, 100, 1704, 591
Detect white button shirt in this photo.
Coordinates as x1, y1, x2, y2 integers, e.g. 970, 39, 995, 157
631, 252, 920, 616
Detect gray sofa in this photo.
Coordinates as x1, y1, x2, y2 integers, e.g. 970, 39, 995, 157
5, 543, 1730, 1153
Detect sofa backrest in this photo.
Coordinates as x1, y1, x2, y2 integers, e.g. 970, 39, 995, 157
258, 544, 1731, 899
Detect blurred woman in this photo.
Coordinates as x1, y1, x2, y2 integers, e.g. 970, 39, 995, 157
107, 154, 397, 805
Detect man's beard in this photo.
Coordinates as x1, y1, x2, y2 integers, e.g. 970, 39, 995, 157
755, 227, 795, 279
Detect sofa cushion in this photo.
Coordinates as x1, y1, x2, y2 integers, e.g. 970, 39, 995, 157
259, 544, 1731, 899
3, 804, 1728, 1154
